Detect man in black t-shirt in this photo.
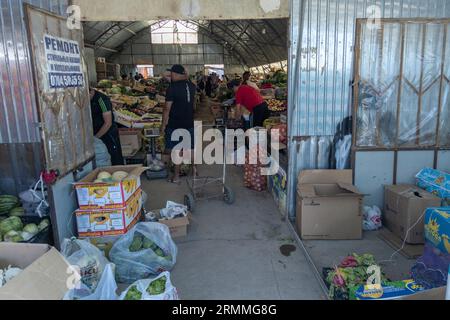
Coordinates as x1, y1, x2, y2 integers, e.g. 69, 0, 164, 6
90, 88, 124, 165
161, 64, 196, 183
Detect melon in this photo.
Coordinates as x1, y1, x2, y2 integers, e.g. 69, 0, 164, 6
112, 171, 129, 182
97, 171, 112, 180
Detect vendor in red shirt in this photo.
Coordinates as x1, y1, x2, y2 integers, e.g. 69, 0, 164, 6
228, 79, 270, 127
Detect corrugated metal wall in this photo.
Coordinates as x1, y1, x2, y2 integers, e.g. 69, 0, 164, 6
111, 32, 245, 75
291, 0, 450, 138
0, 0, 68, 144
287, 0, 450, 219
0, 1, 68, 195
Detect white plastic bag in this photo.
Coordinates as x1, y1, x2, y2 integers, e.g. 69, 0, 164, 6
61, 238, 109, 290
119, 271, 178, 300
109, 222, 178, 284
64, 264, 118, 300
335, 135, 352, 170
363, 205, 382, 231
160, 201, 188, 219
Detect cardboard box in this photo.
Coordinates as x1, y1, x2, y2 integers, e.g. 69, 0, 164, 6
156, 211, 190, 238
75, 189, 142, 237
296, 170, 363, 240
0, 243, 71, 300
119, 129, 143, 157
400, 286, 447, 300
424, 207, 450, 254
74, 165, 147, 210
384, 185, 441, 244
85, 235, 122, 259
416, 168, 450, 200
350, 280, 426, 300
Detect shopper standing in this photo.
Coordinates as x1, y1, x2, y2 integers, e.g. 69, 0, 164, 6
89, 88, 124, 165
161, 64, 197, 183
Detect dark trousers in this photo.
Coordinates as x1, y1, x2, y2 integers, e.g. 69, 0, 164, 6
101, 128, 124, 165
252, 102, 270, 127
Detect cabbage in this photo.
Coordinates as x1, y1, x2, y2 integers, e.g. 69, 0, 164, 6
23, 223, 39, 235
0, 216, 23, 236
3, 230, 23, 242
38, 219, 50, 232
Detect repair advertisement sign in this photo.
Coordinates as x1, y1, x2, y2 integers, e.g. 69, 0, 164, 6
43, 34, 84, 89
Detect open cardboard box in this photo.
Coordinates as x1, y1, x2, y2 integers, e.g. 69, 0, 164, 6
0, 243, 72, 300
74, 165, 147, 210
119, 128, 143, 157
154, 211, 191, 238
296, 170, 364, 240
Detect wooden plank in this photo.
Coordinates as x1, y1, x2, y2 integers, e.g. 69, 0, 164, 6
378, 228, 424, 259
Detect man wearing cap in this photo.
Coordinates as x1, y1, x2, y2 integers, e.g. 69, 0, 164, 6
228, 80, 270, 127
161, 64, 196, 184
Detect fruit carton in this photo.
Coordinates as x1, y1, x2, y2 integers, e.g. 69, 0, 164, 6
74, 165, 147, 210
75, 189, 142, 237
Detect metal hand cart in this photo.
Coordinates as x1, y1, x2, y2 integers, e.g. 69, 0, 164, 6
184, 117, 236, 212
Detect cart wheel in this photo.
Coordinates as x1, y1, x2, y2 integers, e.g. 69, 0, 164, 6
184, 193, 195, 212
223, 185, 235, 205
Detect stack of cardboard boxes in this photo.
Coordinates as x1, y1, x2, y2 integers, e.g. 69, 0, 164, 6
73, 165, 147, 256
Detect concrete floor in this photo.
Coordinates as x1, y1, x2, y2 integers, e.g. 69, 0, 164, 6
142, 164, 326, 300
138, 98, 415, 300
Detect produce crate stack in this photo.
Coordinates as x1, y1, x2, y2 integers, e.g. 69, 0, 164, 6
73, 165, 147, 257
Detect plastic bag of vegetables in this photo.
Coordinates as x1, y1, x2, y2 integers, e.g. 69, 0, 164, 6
61, 238, 109, 291
64, 264, 118, 300
119, 272, 178, 300
109, 222, 177, 284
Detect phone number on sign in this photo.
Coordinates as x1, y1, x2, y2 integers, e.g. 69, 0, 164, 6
49, 73, 84, 88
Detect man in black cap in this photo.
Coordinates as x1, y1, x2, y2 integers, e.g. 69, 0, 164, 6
161, 64, 196, 183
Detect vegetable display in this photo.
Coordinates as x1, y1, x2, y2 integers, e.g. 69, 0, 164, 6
0, 216, 49, 243
267, 99, 287, 112
0, 195, 20, 216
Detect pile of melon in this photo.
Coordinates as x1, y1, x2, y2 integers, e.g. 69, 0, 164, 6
93, 171, 129, 183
